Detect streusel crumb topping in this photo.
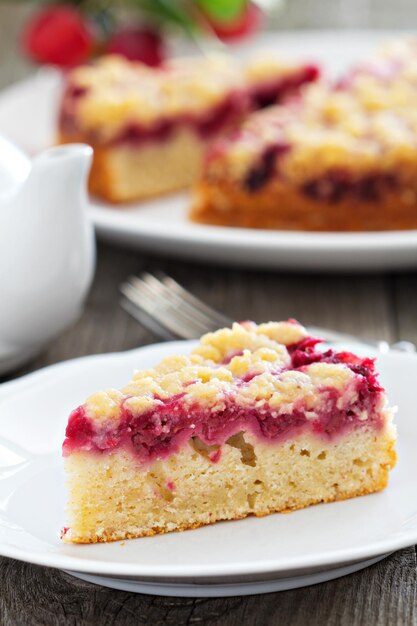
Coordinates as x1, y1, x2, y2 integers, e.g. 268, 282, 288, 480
64, 54, 245, 139
204, 39, 417, 184
62, 53, 313, 141
244, 54, 312, 83
84, 321, 360, 423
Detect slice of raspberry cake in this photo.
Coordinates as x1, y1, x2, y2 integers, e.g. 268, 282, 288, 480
62, 321, 396, 544
58, 54, 318, 203
191, 39, 417, 231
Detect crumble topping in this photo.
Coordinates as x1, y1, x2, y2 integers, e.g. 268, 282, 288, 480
62, 54, 246, 140
203, 39, 417, 186
86, 389, 124, 421
60, 53, 317, 142
84, 321, 359, 423
244, 54, 313, 83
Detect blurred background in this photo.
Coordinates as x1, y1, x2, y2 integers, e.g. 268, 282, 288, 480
0, 0, 416, 377
1, 0, 416, 87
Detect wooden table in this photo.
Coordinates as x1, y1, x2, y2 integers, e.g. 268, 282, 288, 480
1, 4, 417, 624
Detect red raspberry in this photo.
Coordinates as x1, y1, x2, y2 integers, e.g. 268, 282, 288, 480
106, 26, 165, 66
209, 2, 264, 41
22, 5, 93, 67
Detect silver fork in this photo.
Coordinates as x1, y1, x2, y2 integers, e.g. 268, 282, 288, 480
120, 271, 416, 353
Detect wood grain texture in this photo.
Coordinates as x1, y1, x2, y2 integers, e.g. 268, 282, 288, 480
0, 3, 416, 624
1, 244, 402, 382
1, 244, 415, 626
0, 548, 416, 625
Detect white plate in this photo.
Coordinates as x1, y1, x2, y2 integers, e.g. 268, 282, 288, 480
0, 340, 416, 596
0, 30, 416, 271
64, 554, 390, 596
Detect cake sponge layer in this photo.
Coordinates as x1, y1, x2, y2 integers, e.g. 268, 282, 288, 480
64, 422, 396, 544
60, 127, 206, 203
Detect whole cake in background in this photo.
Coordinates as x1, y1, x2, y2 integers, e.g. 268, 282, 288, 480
62, 320, 396, 544
58, 54, 318, 203
191, 40, 417, 231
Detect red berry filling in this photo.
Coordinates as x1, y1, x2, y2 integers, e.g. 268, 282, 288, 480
60, 89, 249, 145
301, 171, 398, 203
241, 147, 400, 201
244, 143, 290, 191
115, 91, 249, 144
59, 63, 318, 147
63, 339, 385, 464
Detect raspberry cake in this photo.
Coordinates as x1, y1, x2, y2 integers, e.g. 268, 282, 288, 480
191, 40, 417, 231
58, 54, 318, 203
62, 320, 396, 544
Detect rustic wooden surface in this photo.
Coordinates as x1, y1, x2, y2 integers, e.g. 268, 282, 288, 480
1, 3, 417, 625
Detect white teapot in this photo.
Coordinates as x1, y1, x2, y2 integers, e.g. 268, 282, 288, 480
0, 137, 95, 374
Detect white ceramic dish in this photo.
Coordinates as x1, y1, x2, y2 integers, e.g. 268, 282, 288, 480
0, 30, 416, 271
0, 340, 415, 596
0, 139, 95, 376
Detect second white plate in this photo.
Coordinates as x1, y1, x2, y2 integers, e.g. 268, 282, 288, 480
0, 30, 416, 271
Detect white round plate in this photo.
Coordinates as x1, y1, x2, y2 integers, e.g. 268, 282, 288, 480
0, 340, 415, 597
64, 554, 390, 597
0, 30, 416, 271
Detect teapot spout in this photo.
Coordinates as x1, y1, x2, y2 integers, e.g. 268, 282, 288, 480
21, 143, 93, 213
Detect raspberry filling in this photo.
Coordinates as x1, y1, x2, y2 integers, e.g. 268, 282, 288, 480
59, 89, 250, 145
63, 340, 385, 464
112, 92, 249, 144
244, 143, 290, 191
59, 65, 318, 146
301, 171, 398, 203
242, 144, 400, 201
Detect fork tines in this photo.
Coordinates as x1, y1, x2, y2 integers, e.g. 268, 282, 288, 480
120, 271, 233, 340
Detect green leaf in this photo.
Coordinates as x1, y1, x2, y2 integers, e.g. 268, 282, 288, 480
196, 0, 247, 22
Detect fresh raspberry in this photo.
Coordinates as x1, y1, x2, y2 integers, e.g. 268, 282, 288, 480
208, 2, 264, 41
106, 26, 165, 66
22, 5, 93, 67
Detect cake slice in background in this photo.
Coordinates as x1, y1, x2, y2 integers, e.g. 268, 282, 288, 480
191, 39, 417, 231
62, 320, 396, 544
57, 54, 318, 203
